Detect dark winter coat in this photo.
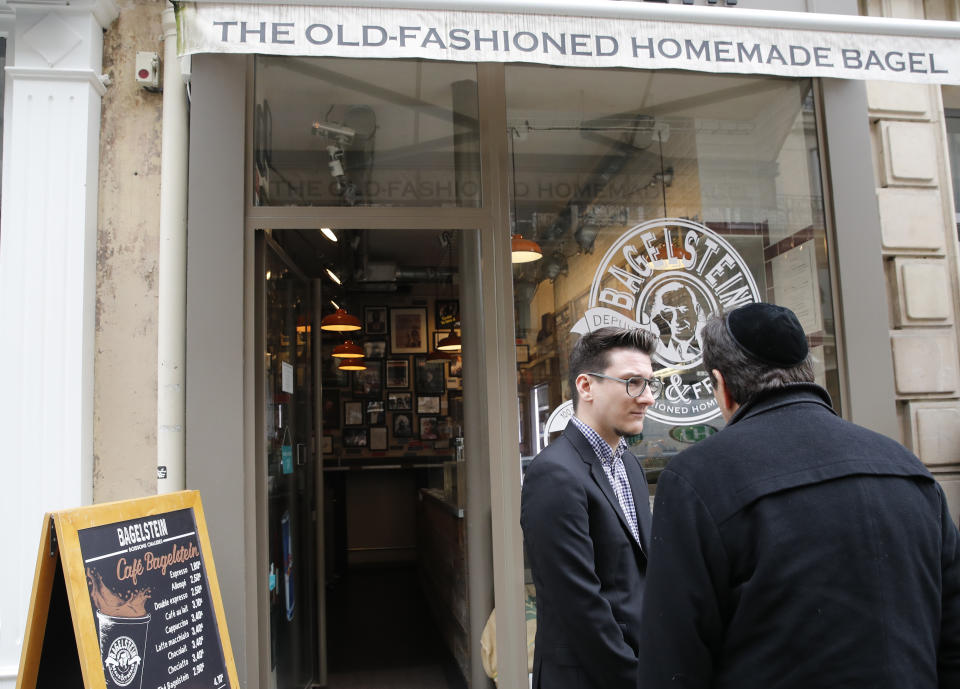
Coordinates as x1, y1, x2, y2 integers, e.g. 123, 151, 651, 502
639, 383, 960, 689
521, 424, 651, 689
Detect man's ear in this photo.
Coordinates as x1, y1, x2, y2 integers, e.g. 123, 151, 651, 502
712, 369, 738, 421
575, 373, 593, 405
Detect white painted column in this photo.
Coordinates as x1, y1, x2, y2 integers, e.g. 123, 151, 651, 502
0, 0, 117, 684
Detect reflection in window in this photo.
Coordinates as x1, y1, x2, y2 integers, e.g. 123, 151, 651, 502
508, 67, 840, 485
253, 57, 480, 208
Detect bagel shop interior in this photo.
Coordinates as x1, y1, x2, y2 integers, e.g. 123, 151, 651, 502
174, 1, 960, 688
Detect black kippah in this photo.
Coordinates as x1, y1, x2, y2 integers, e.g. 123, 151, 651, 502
724, 303, 808, 367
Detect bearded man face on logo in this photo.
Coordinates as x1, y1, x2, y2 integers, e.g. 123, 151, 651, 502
650, 281, 706, 365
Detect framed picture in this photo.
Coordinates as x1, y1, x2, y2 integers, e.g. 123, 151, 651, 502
344, 401, 363, 426
390, 307, 428, 354
322, 436, 333, 454
385, 359, 409, 388
414, 356, 445, 394
322, 390, 340, 428
388, 391, 413, 411
364, 340, 386, 359
364, 306, 388, 335
433, 329, 460, 348
366, 400, 384, 424
419, 415, 440, 440
352, 361, 383, 398
343, 427, 368, 448
435, 299, 460, 329
436, 417, 454, 440
448, 392, 463, 422
417, 395, 440, 414
323, 354, 351, 388
447, 356, 462, 378
370, 426, 387, 451
516, 344, 530, 363
392, 412, 414, 438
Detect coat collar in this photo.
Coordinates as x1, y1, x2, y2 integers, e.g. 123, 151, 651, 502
727, 382, 836, 427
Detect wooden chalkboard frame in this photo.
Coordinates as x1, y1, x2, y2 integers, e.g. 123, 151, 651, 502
16, 490, 239, 689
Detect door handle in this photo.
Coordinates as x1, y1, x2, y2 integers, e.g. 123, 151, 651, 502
296, 443, 307, 466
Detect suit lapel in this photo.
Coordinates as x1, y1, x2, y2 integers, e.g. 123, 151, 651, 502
621, 451, 651, 555
564, 425, 644, 553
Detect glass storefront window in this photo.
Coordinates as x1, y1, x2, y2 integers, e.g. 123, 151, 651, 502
253, 57, 480, 208
508, 66, 841, 486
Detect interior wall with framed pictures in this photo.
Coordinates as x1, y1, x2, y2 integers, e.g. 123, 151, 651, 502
274, 228, 467, 466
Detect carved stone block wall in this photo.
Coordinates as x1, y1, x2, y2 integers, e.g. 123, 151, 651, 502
864, 0, 960, 506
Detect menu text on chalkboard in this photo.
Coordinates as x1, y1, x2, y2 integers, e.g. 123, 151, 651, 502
78, 509, 229, 689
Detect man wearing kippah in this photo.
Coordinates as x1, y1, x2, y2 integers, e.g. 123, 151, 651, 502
638, 303, 960, 689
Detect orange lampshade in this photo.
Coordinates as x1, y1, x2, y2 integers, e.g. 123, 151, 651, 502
511, 234, 543, 263
320, 308, 362, 332
338, 357, 367, 371
332, 340, 364, 358
436, 331, 462, 352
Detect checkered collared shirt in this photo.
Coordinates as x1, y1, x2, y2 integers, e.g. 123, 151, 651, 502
570, 417, 641, 545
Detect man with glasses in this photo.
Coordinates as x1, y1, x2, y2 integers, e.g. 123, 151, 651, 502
639, 303, 960, 689
521, 326, 660, 689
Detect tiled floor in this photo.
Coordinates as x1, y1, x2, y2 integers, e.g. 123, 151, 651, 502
324, 565, 467, 689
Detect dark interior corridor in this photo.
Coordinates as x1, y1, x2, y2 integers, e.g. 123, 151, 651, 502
325, 565, 468, 689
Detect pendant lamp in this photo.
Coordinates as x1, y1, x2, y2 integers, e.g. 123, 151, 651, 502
426, 349, 456, 364
436, 330, 462, 352
320, 308, 362, 332
338, 357, 367, 371
332, 340, 364, 358
511, 234, 543, 264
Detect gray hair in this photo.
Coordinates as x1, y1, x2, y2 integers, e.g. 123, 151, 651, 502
568, 327, 658, 411
700, 314, 814, 405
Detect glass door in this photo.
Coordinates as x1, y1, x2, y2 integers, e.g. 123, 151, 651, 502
262, 236, 320, 689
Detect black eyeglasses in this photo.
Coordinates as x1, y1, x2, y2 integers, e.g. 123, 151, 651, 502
585, 372, 663, 399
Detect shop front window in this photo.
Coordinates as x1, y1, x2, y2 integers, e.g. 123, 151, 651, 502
253, 57, 480, 208
508, 66, 841, 486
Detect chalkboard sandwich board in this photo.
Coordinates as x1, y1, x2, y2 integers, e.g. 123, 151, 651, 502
16, 490, 239, 689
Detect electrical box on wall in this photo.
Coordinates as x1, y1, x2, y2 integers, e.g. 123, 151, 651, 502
135, 51, 160, 91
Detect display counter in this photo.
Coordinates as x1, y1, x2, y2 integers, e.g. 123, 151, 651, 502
417, 487, 469, 680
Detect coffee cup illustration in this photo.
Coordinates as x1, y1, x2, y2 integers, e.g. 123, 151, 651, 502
87, 568, 152, 689
96, 610, 150, 689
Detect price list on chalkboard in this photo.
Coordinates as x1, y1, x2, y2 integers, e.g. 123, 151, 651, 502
78, 508, 230, 689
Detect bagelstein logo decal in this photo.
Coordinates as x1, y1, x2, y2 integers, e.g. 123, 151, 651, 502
105, 635, 142, 687
572, 217, 759, 425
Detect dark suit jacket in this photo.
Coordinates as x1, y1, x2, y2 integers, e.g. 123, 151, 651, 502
521, 423, 651, 689
639, 383, 960, 689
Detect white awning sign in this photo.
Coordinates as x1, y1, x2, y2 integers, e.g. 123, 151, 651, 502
175, 2, 960, 84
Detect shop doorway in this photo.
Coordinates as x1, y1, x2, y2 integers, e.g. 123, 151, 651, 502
258, 228, 471, 689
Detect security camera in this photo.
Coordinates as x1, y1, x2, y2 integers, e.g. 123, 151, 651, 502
310, 120, 356, 143
327, 145, 346, 177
